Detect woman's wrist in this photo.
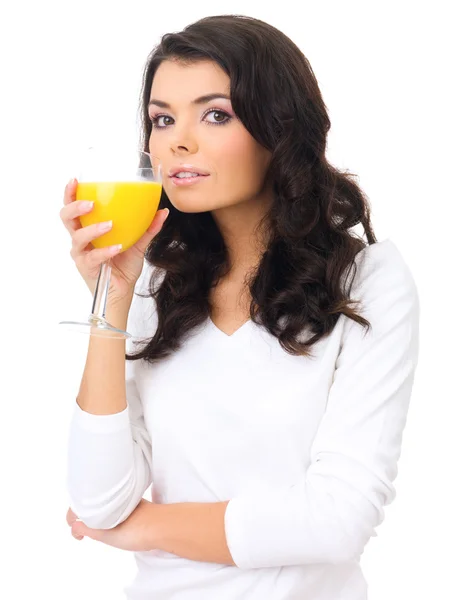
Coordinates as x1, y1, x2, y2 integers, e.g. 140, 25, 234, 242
106, 293, 134, 329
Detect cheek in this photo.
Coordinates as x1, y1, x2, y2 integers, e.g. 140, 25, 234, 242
218, 130, 264, 178
148, 133, 166, 175
148, 132, 157, 156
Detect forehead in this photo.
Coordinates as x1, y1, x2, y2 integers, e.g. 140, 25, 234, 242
150, 59, 230, 101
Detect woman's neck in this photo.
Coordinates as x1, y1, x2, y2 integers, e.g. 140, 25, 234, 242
211, 190, 273, 278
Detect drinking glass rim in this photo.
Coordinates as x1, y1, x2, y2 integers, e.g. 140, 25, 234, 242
78, 148, 163, 181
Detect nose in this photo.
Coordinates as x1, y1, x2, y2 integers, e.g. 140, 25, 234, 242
171, 140, 199, 155
169, 125, 199, 156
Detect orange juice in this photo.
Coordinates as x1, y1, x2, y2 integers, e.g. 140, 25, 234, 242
77, 181, 163, 252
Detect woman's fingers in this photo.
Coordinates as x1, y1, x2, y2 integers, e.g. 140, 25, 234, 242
60, 178, 94, 235
66, 507, 77, 526
60, 201, 94, 235
71, 220, 113, 255
133, 208, 170, 254
66, 507, 84, 541
63, 179, 76, 206
60, 177, 170, 288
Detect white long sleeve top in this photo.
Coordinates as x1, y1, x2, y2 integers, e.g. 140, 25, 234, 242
67, 238, 420, 599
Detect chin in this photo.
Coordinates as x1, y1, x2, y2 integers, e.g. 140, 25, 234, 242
164, 188, 227, 213
166, 197, 213, 214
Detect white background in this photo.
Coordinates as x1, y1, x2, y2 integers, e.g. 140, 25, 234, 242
1, 1, 447, 598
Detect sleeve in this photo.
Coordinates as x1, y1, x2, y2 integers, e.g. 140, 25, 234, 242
224, 240, 420, 569
66, 263, 156, 530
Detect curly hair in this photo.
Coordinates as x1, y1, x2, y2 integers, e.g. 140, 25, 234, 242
126, 14, 377, 363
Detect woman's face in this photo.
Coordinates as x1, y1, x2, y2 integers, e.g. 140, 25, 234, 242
148, 59, 272, 214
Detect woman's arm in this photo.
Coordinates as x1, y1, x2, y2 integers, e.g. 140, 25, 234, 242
148, 242, 420, 568
150, 501, 235, 565
220, 242, 420, 569
67, 274, 153, 530
76, 299, 132, 416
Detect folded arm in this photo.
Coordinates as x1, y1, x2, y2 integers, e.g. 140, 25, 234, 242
151, 243, 420, 568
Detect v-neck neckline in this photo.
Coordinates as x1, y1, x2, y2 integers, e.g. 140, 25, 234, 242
207, 316, 252, 339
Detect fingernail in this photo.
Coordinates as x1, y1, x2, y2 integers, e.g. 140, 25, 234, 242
69, 178, 76, 186
80, 201, 94, 211
109, 244, 122, 254
164, 208, 170, 219
98, 220, 113, 232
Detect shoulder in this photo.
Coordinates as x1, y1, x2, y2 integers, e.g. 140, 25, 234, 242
349, 238, 418, 301
343, 238, 420, 338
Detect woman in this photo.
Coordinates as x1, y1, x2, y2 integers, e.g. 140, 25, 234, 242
61, 14, 420, 600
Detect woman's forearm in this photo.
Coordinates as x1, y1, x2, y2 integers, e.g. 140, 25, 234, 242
151, 501, 235, 566
67, 292, 152, 529
76, 296, 133, 415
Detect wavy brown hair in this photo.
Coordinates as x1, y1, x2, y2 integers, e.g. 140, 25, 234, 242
126, 14, 377, 363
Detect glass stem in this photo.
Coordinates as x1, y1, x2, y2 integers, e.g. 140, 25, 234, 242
90, 260, 112, 323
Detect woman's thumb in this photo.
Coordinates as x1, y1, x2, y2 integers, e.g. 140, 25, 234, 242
135, 208, 169, 253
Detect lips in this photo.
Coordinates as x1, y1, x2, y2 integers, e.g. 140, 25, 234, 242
170, 173, 209, 187
168, 165, 210, 178
172, 173, 207, 179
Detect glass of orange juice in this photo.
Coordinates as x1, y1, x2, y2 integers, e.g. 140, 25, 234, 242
58, 146, 163, 339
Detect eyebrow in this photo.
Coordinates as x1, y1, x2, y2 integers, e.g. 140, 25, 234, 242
148, 93, 231, 109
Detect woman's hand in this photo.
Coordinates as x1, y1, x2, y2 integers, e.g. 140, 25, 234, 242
59, 178, 169, 303
66, 499, 159, 552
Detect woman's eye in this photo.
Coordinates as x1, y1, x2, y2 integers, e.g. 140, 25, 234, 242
150, 109, 230, 129
204, 110, 229, 125
152, 115, 173, 128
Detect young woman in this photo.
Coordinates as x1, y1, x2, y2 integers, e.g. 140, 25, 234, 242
61, 14, 420, 600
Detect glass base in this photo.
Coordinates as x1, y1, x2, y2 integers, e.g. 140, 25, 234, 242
58, 315, 131, 339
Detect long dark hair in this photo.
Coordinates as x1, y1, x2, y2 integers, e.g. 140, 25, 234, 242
126, 14, 377, 363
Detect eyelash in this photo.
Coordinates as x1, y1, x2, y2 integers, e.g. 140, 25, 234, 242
149, 108, 231, 129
